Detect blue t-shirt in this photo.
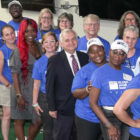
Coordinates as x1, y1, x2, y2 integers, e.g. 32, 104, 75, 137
36, 28, 58, 42
126, 74, 140, 137
8, 20, 20, 38
8, 18, 26, 39
91, 63, 134, 106
122, 49, 140, 75
53, 28, 61, 40
71, 62, 100, 123
0, 20, 7, 47
115, 35, 140, 50
77, 36, 110, 59
0, 44, 13, 84
32, 55, 48, 94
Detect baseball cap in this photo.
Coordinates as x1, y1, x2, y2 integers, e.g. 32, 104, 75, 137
87, 38, 104, 51
111, 39, 129, 54
8, 0, 22, 9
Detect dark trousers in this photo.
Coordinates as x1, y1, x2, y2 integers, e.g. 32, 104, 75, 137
130, 134, 140, 140
100, 108, 129, 140
38, 93, 53, 140
52, 113, 77, 140
75, 115, 102, 140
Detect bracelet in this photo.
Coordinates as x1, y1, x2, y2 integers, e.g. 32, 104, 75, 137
86, 85, 89, 93
16, 94, 22, 98
32, 103, 39, 107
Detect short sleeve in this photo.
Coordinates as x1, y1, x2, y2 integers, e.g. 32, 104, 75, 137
126, 74, 140, 90
32, 61, 41, 80
91, 70, 102, 89
71, 69, 87, 92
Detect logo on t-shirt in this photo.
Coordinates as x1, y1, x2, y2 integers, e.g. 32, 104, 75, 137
123, 73, 132, 81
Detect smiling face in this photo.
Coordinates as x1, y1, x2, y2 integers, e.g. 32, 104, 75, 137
109, 49, 127, 69
123, 30, 138, 50
60, 31, 78, 54
124, 13, 137, 27
42, 35, 58, 53
59, 17, 72, 31
84, 18, 100, 37
40, 12, 53, 30
2, 26, 16, 45
88, 45, 105, 66
9, 4, 22, 19
24, 24, 37, 43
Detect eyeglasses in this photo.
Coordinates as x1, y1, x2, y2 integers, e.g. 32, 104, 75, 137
44, 40, 56, 44
41, 17, 52, 20
60, 19, 70, 23
112, 50, 126, 56
85, 23, 99, 27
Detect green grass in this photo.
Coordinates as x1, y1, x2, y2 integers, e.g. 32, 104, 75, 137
0, 120, 43, 140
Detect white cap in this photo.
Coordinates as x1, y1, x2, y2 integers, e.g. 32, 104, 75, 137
87, 38, 104, 51
8, 0, 22, 9
111, 39, 129, 54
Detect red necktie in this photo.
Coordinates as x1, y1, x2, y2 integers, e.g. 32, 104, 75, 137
71, 54, 79, 74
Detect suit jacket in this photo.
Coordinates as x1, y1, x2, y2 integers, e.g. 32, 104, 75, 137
46, 50, 89, 116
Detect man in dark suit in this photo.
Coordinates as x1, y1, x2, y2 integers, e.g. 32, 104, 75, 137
46, 29, 89, 140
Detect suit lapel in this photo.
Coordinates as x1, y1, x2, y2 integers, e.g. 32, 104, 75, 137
60, 51, 74, 77
77, 51, 83, 67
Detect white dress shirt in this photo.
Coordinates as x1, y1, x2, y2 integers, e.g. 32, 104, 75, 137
65, 51, 81, 76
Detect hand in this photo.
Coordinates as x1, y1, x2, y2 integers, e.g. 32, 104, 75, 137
86, 81, 92, 94
17, 96, 28, 111
49, 111, 57, 119
134, 119, 140, 128
87, 81, 92, 92
107, 125, 120, 140
34, 105, 43, 116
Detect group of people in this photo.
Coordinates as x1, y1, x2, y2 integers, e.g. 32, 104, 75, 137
0, 0, 140, 140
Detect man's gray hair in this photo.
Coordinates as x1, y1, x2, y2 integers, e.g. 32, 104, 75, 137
123, 25, 139, 38
59, 29, 77, 42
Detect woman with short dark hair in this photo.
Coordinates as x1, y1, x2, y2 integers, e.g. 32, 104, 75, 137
71, 37, 106, 140
89, 40, 134, 140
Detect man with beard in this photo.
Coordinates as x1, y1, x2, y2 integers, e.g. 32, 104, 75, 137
8, 0, 24, 39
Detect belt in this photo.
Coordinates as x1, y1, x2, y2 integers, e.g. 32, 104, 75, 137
102, 106, 114, 111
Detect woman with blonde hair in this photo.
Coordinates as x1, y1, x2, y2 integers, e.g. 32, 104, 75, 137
32, 32, 58, 140
115, 10, 140, 49
37, 8, 57, 42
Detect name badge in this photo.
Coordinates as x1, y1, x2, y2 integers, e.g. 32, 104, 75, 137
123, 73, 132, 81
109, 81, 118, 90
7, 59, 9, 66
